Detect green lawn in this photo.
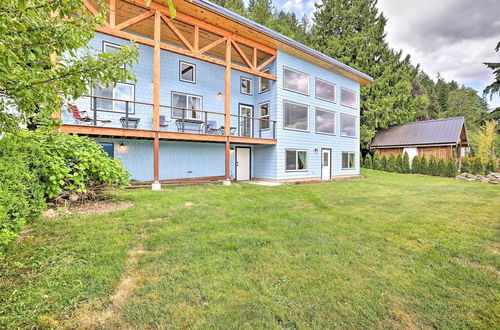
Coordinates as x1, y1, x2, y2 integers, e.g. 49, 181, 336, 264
1, 170, 499, 328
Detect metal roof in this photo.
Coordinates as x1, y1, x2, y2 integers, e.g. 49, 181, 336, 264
371, 117, 466, 148
192, 0, 374, 83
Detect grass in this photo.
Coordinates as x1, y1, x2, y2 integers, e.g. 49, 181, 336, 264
0, 170, 499, 328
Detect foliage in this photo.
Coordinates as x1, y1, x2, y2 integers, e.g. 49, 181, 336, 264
364, 153, 373, 169
436, 158, 447, 177
470, 120, 498, 160
485, 158, 497, 174
411, 155, 420, 174
483, 41, 500, 100
373, 150, 382, 170
442, 88, 488, 131
402, 152, 411, 173
445, 159, 457, 178
381, 154, 388, 171
386, 153, 396, 172
395, 153, 403, 173
472, 156, 485, 175
0, 0, 139, 132
419, 155, 428, 175
428, 155, 437, 176
461, 155, 471, 173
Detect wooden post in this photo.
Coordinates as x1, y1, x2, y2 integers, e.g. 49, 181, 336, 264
109, 0, 116, 28
152, 11, 161, 190
194, 25, 199, 52
225, 139, 230, 180
224, 38, 232, 182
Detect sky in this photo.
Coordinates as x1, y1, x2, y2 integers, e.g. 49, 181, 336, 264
270, 0, 500, 109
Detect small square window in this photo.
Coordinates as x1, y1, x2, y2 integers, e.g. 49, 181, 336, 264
241, 77, 252, 95
259, 68, 271, 93
179, 61, 196, 83
341, 88, 357, 108
259, 102, 270, 130
342, 152, 355, 169
103, 41, 124, 68
286, 149, 308, 171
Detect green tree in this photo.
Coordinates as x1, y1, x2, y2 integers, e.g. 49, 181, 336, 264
420, 155, 428, 175
387, 153, 396, 172
483, 42, 500, 100
373, 150, 382, 170
461, 155, 471, 173
247, 0, 274, 25
0, 0, 139, 132
411, 155, 420, 174
443, 88, 489, 131
428, 155, 437, 176
364, 153, 373, 169
445, 159, 457, 177
486, 157, 498, 174
402, 152, 411, 173
381, 154, 388, 171
395, 153, 403, 173
436, 158, 447, 177
472, 156, 485, 175
470, 121, 497, 160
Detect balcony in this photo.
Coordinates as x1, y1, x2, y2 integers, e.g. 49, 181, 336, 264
61, 95, 276, 144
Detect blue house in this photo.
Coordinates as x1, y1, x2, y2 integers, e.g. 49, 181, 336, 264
61, 0, 373, 188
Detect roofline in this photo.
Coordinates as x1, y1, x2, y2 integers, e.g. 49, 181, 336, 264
371, 142, 461, 149
390, 117, 466, 127
191, 0, 374, 84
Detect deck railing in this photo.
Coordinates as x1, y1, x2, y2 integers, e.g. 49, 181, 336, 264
62, 95, 276, 139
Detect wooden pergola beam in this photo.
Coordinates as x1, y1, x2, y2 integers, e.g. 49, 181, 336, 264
231, 40, 253, 69
115, 10, 154, 31
199, 36, 227, 54
160, 13, 194, 51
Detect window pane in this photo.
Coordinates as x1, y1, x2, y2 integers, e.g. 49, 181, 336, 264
297, 151, 307, 170
342, 153, 349, 169
260, 69, 270, 93
114, 83, 133, 112
284, 68, 309, 94
188, 96, 202, 119
284, 102, 308, 131
104, 43, 120, 54
316, 79, 335, 102
286, 150, 296, 170
180, 63, 195, 82
340, 114, 356, 137
241, 78, 252, 94
100, 143, 114, 158
93, 86, 113, 110
341, 88, 357, 108
315, 109, 335, 134
172, 93, 187, 118
349, 153, 355, 168
259, 103, 269, 130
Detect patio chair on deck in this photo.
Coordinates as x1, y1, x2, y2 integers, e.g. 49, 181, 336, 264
206, 120, 221, 134
68, 103, 111, 126
159, 115, 169, 130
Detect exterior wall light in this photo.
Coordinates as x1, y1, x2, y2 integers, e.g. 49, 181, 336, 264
216, 92, 223, 100
118, 142, 126, 151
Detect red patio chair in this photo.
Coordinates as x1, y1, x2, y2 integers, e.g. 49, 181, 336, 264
68, 103, 111, 126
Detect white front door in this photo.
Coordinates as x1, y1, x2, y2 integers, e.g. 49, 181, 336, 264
321, 149, 331, 181
236, 147, 251, 181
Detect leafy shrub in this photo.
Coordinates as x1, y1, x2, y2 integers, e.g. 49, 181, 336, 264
364, 153, 373, 169
381, 155, 388, 171
436, 158, 447, 177
387, 153, 397, 172
373, 151, 382, 170
411, 155, 420, 174
446, 159, 457, 177
420, 156, 428, 175
395, 153, 403, 173
428, 155, 437, 176
486, 158, 498, 173
461, 155, 471, 173
472, 156, 484, 175
402, 152, 411, 173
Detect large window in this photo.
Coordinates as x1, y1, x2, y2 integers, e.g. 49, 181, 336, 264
342, 152, 355, 169
315, 78, 335, 102
259, 102, 270, 130
340, 113, 356, 137
259, 68, 271, 93
286, 149, 308, 171
341, 87, 357, 108
171, 92, 202, 119
284, 101, 309, 131
179, 61, 196, 83
241, 77, 252, 95
283, 67, 309, 95
92, 83, 135, 113
99, 142, 114, 158
103, 41, 125, 68
315, 109, 335, 135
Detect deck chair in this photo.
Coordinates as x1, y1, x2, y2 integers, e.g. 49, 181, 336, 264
68, 103, 111, 126
206, 120, 221, 134
159, 115, 169, 130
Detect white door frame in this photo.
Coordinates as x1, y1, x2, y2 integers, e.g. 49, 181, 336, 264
235, 147, 251, 181
238, 104, 253, 137
321, 148, 331, 181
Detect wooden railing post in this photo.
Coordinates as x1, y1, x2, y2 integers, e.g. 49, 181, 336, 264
151, 10, 161, 190
223, 38, 232, 183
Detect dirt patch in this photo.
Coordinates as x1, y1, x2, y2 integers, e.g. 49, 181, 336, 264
15, 226, 34, 243
42, 200, 133, 219
146, 217, 167, 223
184, 201, 195, 207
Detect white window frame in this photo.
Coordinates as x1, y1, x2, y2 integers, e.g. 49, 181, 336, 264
179, 61, 196, 83
259, 68, 271, 93
92, 82, 135, 114
259, 101, 270, 131
340, 113, 357, 138
285, 149, 308, 172
283, 66, 309, 96
315, 78, 336, 103
283, 100, 309, 132
340, 87, 357, 109
240, 77, 252, 95
342, 152, 356, 170
103, 41, 125, 68
315, 108, 336, 135
171, 92, 203, 120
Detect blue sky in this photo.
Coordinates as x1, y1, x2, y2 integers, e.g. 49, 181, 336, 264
259, 0, 500, 109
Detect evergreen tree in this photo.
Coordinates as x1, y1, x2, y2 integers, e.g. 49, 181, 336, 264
381, 154, 388, 171
483, 42, 500, 100
443, 87, 489, 131
486, 157, 498, 173
472, 157, 485, 175
221, 0, 247, 16
395, 153, 403, 173
445, 159, 457, 177
411, 156, 420, 174
437, 158, 447, 177
461, 155, 471, 173
428, 155, 437, 176
373, 150, 382, 170
364, 153, 373, 169
387, 153, 396, 172
420, 155, 428, 175
402, 152, 411, 173
247, 0, 274, 25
